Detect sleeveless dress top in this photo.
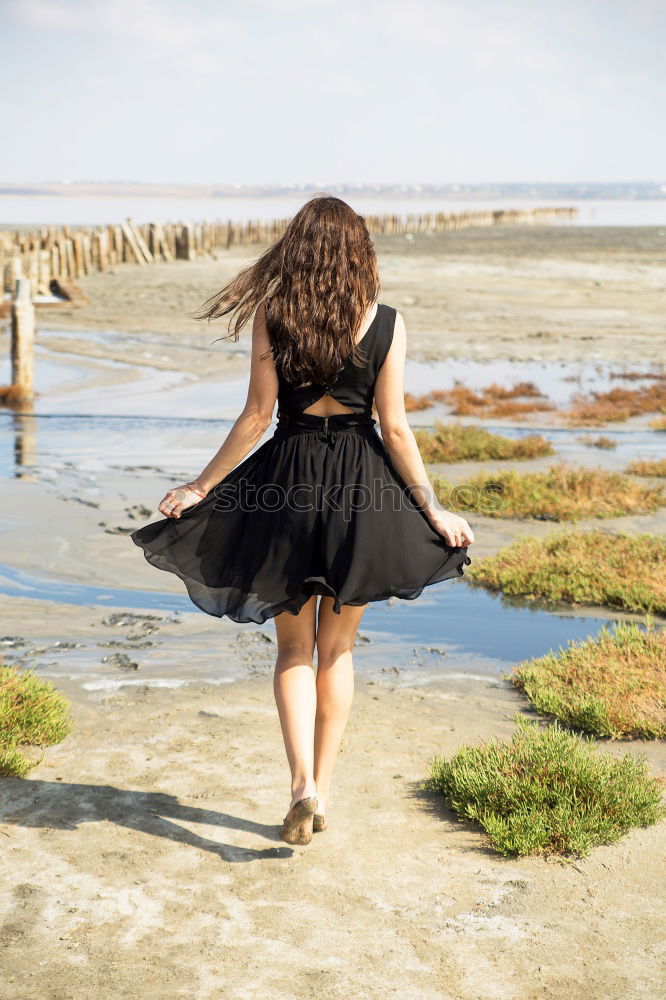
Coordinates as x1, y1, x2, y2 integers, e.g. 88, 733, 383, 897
275, 303, 395, 419
131, 301, 471, 624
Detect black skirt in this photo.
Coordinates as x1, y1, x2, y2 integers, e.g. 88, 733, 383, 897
130, 412, 471, 624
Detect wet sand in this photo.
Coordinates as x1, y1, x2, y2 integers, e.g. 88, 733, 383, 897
1, 223, 665, 999
31, 225, 666, 366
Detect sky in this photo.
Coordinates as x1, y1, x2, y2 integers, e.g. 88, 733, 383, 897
1, 0, 664, 186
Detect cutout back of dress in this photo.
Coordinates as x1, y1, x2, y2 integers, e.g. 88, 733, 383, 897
274, 303, 397, 418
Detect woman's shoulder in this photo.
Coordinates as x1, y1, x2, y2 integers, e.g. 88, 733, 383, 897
368, 303, 402, 369
373, 302, 397, 332
377, 302, 402, 340
378, 302, 401, 325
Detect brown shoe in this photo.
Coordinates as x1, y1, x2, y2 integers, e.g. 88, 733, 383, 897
279, 796, 318, 845
313, 813, 327, 832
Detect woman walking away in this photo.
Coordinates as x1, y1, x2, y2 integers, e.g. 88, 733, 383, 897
130, 195, 474, 846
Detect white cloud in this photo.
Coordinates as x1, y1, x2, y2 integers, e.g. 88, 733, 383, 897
12, 0, 82, 29
5, 0, 664, 179
365, 0, 565, 75
10, 0, 244, 75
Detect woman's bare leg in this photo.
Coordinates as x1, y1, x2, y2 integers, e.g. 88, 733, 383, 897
313, 598, 367, 817
273, 595, 318, 809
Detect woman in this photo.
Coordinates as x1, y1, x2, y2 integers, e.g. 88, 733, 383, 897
131, 195, 474, 846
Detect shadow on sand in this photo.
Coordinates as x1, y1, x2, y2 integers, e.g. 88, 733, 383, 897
0, 778, 297, 862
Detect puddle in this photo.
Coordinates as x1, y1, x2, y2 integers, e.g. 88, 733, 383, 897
0, 352, 87, 395
0, 334, 242, 418
0, 561, 635, 689
1, 340, 661, 692
0, 411, 236, 482
3, 335, 664, 420
2, 344, 665, 484
3, 410, 665, 486
404, 357, 665, 406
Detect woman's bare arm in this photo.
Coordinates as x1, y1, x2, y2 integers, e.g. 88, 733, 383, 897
158, 303, 278, 518
374, 311, 474, 548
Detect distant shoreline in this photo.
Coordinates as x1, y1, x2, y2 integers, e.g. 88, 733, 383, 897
1, 180, 664, 200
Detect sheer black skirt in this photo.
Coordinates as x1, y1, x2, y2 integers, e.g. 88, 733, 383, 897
130, 413, 471, 624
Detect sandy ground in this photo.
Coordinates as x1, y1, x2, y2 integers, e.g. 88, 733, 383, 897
1, 223, 665, 999
32, 225, 666, 365
2, 673, 665, 1000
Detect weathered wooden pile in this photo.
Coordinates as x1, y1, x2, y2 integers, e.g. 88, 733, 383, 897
0, 204, 577, 404
1, 205, 576, 295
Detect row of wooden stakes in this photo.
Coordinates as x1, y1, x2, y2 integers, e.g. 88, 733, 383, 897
1, 205, 577, 298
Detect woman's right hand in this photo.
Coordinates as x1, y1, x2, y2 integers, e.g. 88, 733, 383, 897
158, 484, 207, 519
426, 509, 474, 548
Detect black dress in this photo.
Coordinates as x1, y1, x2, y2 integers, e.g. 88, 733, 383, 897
130, 303, 471, 623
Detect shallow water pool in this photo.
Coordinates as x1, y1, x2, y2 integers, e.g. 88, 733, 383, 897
0, 560, 634, 689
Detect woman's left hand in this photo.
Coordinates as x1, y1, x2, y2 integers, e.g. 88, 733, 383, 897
158, 484, 207, 519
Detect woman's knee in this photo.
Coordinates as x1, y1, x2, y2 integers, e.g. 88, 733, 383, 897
316, 639, 355, 668
275, 640, 315, 669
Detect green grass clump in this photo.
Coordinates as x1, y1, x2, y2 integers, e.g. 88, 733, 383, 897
510, 623, 666, 739
415, 421, 553, 463
437, 462, 664, 520
423, 716, 664, 857
0, 663, 73, 777
625, 458, 666, 477
467, 530, 666, 614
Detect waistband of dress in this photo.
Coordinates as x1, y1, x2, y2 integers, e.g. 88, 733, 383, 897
275, 410, 376, 431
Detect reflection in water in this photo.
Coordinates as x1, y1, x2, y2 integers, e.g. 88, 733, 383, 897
10, 402, 38, 478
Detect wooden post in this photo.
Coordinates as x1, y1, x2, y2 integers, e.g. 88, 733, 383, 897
28, 249, 40, 289
10, 254, 23, 289
50, 244, 60, 280
126, 217, 154, 263
38, 249, 51, 294
72, 233, 84, 277
150, 222, 173, 262
81, 232, 93, 274
182, 223, 195, 260
121, 220, 146, 264
113, 225, 124, 264
11, 277, 35, 400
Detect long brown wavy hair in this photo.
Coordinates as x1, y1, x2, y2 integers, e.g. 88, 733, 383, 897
193, 194, 381, 386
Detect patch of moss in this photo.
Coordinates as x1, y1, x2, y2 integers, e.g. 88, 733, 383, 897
466, 530, 666, 614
